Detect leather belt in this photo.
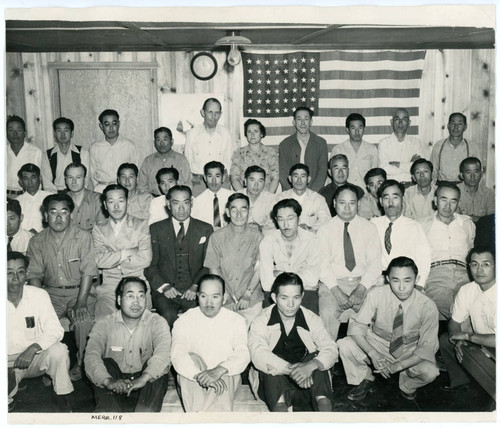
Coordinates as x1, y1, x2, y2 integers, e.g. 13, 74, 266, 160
46, 285, 79, 289
430, 259, 466, 269
7, 189, 24, 196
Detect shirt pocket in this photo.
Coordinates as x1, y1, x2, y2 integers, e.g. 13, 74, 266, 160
68, 258, 81, 281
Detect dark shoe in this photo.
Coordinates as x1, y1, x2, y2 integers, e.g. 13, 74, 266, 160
54, 393, 72, 412
435, 353, 447, 372
441, 384, 470, 392
272, 402, 289, 412
316, 397, 332, 412
401, 390, 417, 400
347, 379, 376, 401
42, 375, 52, 387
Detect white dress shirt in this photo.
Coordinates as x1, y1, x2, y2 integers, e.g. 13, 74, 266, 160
9, 228, 34, 255
371, 214, 431, 285
149, 195, 169, 225
243, 189, 275, 227
192, 188, 233, 228
17, 190, 54, 232
331, 139, 378, 187
403, 184, 438, 223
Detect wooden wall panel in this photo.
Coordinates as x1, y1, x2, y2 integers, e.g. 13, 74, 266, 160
5, 53, 26, 119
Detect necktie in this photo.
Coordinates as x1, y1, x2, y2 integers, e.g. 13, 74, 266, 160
213, 194, 221, 227
7, 236, 13, 253
177, 222, 185, 246
389, 304, 405, 359
343, 222, 356, 271
384, 222, 393, 254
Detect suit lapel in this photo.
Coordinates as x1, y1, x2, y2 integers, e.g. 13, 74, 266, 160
164, 218, 176, 264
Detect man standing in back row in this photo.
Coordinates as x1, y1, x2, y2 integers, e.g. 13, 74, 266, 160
279, 107, 328, 192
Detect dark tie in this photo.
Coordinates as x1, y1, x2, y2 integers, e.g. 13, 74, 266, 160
343, 222, 356, 271
213, 194, 221, 227
389, 304, 405, 359
384, 222, 393, 254
177, 222, 185, 246
7, 236, 13, 253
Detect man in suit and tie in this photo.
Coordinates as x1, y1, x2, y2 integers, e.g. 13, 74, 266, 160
145, 185, 213, 327
92, 184, 152, 320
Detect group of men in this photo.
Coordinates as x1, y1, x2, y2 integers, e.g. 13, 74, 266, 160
6, 99, 495, 413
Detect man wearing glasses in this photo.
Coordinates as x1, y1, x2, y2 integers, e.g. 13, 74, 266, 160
378, 108, 427, 186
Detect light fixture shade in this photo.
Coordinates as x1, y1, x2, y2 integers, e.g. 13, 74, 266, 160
227, 44, 241, 66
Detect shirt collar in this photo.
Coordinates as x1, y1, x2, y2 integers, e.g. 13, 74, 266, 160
51, 143, 79, 155
267, 305, 310, 331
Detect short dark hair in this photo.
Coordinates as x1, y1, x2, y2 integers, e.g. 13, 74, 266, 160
53, 117, 75, 132
156, 167, 179, 184
386, 256, 418, 277
364, 168, 387, 185
346, 113, 366, 128
166, 185, 192, 201
272, 198, 302, 220
198, 273, 226, 295
271, 272, 304, 295
244, 165, 266, 179
202, 98, 222, 111
17, 163, 40, 179
42, 193, 75, 213
448, 112, 467, 126
289, 163, 309, 176
226, 192, 249, 210
7, 198, 22, 217
7, 115, 26, 132
154, 126, 173, 140
99, 109, 119, 123
102, 184, 129, 200
293, 106, 314, 119
244, 119, 266, 138
116, 276, 148, 299
64, 162, 87, 178
329, 154, 349, 168
204, 161, 225, 176
7, 251, 29, 268
467, 246, 495, 265
334, 184, 361, 202
410, 158, 434, 176
117, 163, 138, 178
459, 156, 482, 174
435, 183, 461, 199
378, 179, 405, 198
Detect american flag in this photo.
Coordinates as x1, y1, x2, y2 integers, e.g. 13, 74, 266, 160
242, 50, 426, 148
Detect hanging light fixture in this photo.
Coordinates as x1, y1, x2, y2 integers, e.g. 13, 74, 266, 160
215, 31, 252, 66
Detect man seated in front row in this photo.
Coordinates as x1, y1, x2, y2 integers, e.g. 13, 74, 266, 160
7, 198, 33, 255
439, 246, 495, 391
145, 185, 213, 327
338, 257, 439, 401
274, 163, 331, 232
84, 277, 171, 412
259, 199, 322, 313
171, 274, 250, 412
318, 184, 381, 340
8, 252, 73, 411
248, 272, 337, 412
148, 167, 178, 225
117, 163, 153, 221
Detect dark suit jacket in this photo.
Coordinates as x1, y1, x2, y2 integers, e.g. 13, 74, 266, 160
145, 216, 213, 293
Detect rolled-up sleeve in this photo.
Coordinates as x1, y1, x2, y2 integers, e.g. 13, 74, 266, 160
78, 231, 99, 276
84, 320, 112, 387
143, 315, 172, 379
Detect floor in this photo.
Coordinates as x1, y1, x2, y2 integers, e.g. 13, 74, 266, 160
9, 328, 496, 415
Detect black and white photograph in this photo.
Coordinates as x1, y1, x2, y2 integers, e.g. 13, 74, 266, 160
2, 1, 496, 425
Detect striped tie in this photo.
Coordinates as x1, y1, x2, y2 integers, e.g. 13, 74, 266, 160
213, 194, 221, 227
384, 222, 393, 254
389, 304, 405, 359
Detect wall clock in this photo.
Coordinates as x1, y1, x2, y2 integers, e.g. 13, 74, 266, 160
190, 52, 218, 81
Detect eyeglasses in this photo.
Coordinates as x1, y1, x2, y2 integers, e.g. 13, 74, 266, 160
469, 261, 494, 269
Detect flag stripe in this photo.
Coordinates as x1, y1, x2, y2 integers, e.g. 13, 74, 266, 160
318, 107, 419, 117
319, 97, 420, 109
319, 88, 421, 99
321, 79, 422, 90
320, 69, 424, 80
321, 50, 427, 62
320, 60, 425, 72
265, 125, 419, 137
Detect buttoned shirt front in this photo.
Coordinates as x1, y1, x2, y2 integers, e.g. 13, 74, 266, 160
68, 188, 105, 231
318, 215, 382, 290
171, 307, 250, 381
17, 190, 54, 232
230, 144, 279, 192
27, 224, 98, 287
457, 183, 495, 218
242, 188, 275, 228
259, 228, 321, 292
7, 141, 55, 192
331, 139, 379, 187
403, 184, 437, 223
378, 134, 426, 182
138, 150, 192, 194
421, 213, 475, 263
127, 189, 153, 221
85, 309, 171, 386
431, 138, 480, 182
451, 281, 496, 335
349, 285, 439, 363
274, 188, 331, 231
8, 285, 64, 355
9, 228, 34, 255
371, 215, 431, 285
184, 124, 233, 175
192, 188, 234, 228
358, 193, 382, 220
88, 136, 139, 192
204, 224, 263, 305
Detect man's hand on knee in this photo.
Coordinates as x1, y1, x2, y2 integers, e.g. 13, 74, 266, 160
103, 378, 132, 394
14, 343, 41, 369
195, 365, 228, 388
331, 287, 351, 312
70, 301, 91, 323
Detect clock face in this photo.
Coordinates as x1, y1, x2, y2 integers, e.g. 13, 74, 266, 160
191, 52, 218, 81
